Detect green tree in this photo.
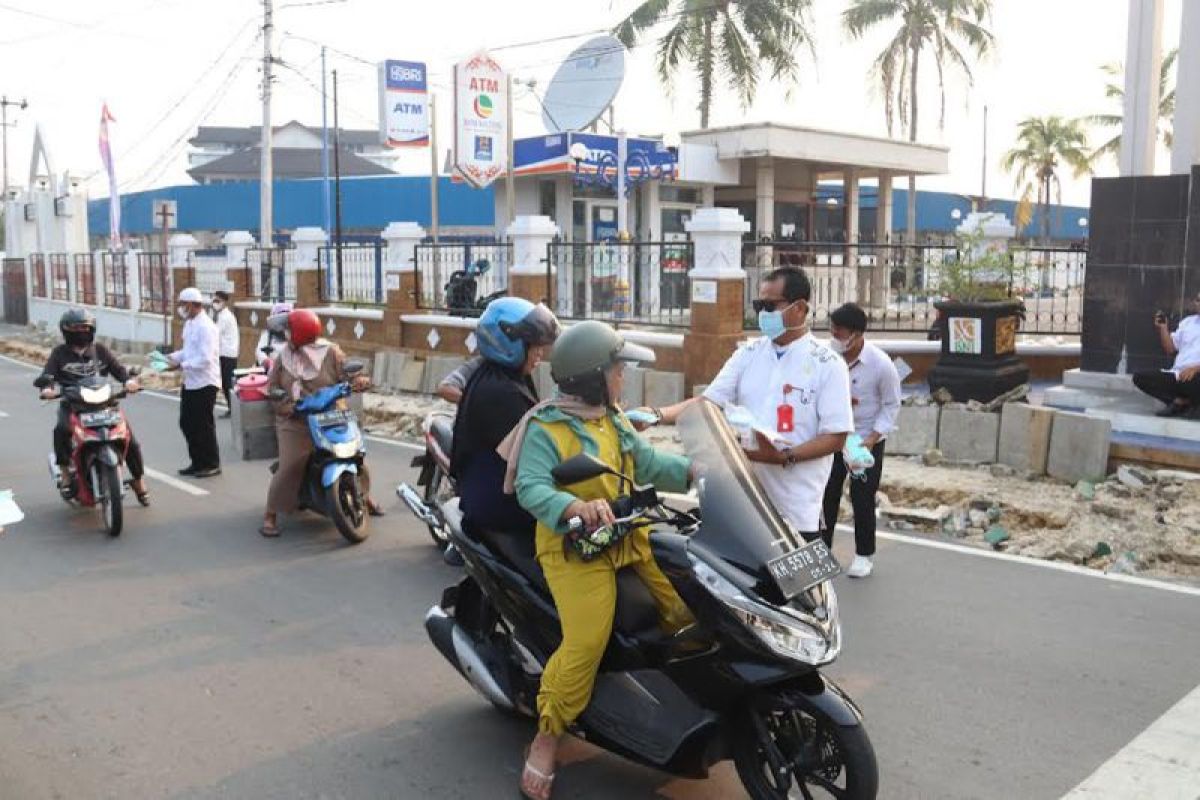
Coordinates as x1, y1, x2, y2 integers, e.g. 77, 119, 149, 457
842, 0, 994, 248
1084, 48, 1177, 164
613, 0, 815, 129
1001, 116, 1093, 243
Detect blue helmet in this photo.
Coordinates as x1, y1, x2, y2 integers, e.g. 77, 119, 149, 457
476, 297, 561, 368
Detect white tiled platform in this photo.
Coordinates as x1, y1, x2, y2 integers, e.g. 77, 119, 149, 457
1044, 369, 1200, 440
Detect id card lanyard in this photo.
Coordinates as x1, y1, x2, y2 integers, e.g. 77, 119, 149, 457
778, 384, 796, 433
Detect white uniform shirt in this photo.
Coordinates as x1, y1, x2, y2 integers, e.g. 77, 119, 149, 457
215, 307, 240, 359
704, 333, 854, 532
843, 341, 902, 440
171, 312, 221, 390
1171, 315, 1200, 374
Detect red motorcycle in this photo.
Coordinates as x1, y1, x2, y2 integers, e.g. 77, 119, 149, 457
36, 370, 140, 536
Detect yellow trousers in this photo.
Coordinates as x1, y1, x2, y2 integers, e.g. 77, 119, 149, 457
535, 526, 692, 736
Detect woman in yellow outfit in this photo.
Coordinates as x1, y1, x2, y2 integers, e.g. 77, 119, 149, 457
501, 320, 693, 800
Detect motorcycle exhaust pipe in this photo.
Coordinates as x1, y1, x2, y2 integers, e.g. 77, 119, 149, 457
424, 605, 514, 711
396, 483, 440, 528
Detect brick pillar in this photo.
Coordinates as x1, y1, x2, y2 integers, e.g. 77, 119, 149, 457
226, 266, 250, 299
683, 207, 751, 392
295, 269, 321, 309
170, 267, 191, 349
506, 215, 558, 306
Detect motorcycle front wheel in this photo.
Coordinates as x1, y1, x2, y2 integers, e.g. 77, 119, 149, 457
328, 472, 369, 544
733, 689, 878, 800
92, 462, 124, 537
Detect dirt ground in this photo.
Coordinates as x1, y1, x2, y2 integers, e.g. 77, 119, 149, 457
4, 324, 1197, 585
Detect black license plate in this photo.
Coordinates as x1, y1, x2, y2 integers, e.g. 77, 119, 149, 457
766, 540, 841, 598
314, 410, 353, 427
80, 411, 119, 428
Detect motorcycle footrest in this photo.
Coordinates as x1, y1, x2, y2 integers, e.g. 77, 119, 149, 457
440, 584, 459, 611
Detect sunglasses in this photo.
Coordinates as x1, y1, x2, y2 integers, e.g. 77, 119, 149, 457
752, 298, 800, 314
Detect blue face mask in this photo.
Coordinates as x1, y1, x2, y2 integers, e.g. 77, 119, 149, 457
757, 300, 800, 341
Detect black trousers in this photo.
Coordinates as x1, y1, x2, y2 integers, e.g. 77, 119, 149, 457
822, 441, 886, 557
219, 356, 238, 407
1132, 370, 1200, 406
54, 402, 145, 479
180, 385, 220, 470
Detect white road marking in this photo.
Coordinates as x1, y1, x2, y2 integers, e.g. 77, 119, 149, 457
0, 410, 9, 417
1062, 681, 1200, 799
0, 353, 37, 370
365, 435, 423, 451
143, 467, 209, 497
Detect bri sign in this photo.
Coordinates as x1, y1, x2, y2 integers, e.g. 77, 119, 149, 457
378, 59, 429, 148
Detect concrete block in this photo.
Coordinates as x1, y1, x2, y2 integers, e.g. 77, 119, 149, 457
235, 426, 279, 461
231, 394, 275, 431
422, 356, 465, 394
398, 358, 425, 393
937, 408, 1000, 464
1047, 411, 1112, 484
384, 351, 409, 391
229, 396, 278, 461
998, 403, 1055, 475
620, 365, 645, 408
372, 351, 389, 386
889, 406, 940, 456
533, 361, 556, 400
644, 370, 684, 407
692, 383, 709, 398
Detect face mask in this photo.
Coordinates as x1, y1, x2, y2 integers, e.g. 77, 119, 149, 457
177, 307, 189, 320
64, 329, 94, 347
830, 334, 856, 354
757, 300, 803, 341
212, 301, 225, 312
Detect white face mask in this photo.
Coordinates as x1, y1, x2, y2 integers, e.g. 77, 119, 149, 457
830, 333, 858, 355
177, 306, 189, 320
212, 301, 225, 312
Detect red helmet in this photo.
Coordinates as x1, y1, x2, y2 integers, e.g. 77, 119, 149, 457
287, 309, 322, 347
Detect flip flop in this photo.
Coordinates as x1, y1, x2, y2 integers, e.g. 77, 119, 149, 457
259, 524, 281, 538
519, 747, 555, 800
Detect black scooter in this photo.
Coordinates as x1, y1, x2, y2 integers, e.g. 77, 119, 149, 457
400, 400, 877, 798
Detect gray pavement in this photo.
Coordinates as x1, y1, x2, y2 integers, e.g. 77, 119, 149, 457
0, 353, 1197, 799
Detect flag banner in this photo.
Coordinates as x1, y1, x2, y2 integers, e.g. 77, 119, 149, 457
99, 105, 120, 250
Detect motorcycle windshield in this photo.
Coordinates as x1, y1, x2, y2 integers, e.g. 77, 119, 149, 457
677, 400, 803, 578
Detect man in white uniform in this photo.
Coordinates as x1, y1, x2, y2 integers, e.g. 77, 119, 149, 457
166, 288, 222, 477
1133, 294, 1200, 418
212, 290, 240, 417
651, 267, 853, 538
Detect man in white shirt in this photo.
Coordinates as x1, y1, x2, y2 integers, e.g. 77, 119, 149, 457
212, 290, 240, 417
821, 303, 902, 578
651, 267, 853, 539
1134, 295, 1200, 418
166, 287, 222, 477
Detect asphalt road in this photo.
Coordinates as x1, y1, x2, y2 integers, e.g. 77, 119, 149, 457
0, 353, 1197, 800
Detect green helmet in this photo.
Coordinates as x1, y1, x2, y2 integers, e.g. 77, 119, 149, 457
550, 320, 655, 405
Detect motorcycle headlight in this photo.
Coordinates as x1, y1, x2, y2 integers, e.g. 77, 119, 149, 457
331, 441, 360, 459
81, 385, 111, 404
690, 555, 839, 666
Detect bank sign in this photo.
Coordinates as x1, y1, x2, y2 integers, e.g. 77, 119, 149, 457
378, 60, 429, 148
512, 132, 678, 182
453, 50, 508, 189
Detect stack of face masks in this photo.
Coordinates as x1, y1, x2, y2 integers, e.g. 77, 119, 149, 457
843, 433, 876, 480
146, 351, 171, 372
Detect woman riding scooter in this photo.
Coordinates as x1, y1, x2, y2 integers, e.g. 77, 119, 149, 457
258, 308, 381, 537
501, 320, 693, 800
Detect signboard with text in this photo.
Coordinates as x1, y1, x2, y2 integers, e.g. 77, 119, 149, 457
378, 60, 430, 148
453, 50, 508, 189
949, 317, 983, 354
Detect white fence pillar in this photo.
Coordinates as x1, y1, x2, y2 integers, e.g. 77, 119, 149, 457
383, 221, 426, 271
221, 230, 256, 268
169, 233, 199, 269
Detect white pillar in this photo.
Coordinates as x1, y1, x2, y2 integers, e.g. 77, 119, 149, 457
127, 249, 142, 313
755, 158, 775, 238
168, 233, 199, 268
685, 207, 749, 280
290, 226, 326, 269
701, 185, 716, 207
221, 230, 256, 267
382, 221, 426, 271
507, 214, 559, 279
873, 172, 895, 309
1120, 0, 1164, 176
845, 168, 864, 304
1171, 1, 1200, 174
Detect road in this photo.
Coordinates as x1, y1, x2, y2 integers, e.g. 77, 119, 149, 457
0, 352, 1197, 800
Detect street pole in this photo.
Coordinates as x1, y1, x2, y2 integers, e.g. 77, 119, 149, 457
429, 93, 440, 242
1, 96, 28, 198
260, 0, 274, 251
321, 46, 331, 238
615, 129, 629, 320
981, 104, 988, 211
333, 69, 344, 295
505, 75, 515, 232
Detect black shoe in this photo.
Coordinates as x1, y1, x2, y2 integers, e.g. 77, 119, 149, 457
1157, 404, 1190, 418
193, 466, 222, 478
178, 465, 199, 476
443, 545, 465, 567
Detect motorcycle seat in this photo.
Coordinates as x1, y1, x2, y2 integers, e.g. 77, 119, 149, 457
429, 417, 454, 459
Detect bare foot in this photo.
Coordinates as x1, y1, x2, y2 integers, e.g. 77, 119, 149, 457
520, 732, 558, 800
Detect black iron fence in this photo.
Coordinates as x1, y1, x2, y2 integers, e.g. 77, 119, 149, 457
413, 240, 512, 313
101, 252, 129, 309
319, 242, 385, 305
137, 252, 170, 314
186, 248, 233, 297
547, 240, 694, 328
49, 254, 71, 301
29, 253, 46, 298
741, 241, 1085, 334
74, 254, 97, 305
245, 247, 292, 303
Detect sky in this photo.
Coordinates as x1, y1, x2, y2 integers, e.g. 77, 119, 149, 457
0, 0, 1184, 209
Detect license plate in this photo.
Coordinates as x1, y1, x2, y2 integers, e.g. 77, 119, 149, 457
766, 539, 841, 598
80, 410, 119, 428
314, 409, 353, 427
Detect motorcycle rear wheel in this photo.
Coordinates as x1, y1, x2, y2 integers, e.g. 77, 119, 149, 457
328, 471, 369, 544
733, 690, 878, 800
93, 462, 123, 537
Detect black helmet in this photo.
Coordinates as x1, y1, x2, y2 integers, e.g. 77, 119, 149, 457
550, 320, 654, 405
59, 308, 96, 347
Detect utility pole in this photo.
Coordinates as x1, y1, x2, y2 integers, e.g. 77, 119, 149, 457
260, 0, 275, 250
980, 104, 988, 211
333, 69, 344, 295
429, 93, 440, 242
1, 96, 29, 197
321, 46, 331, 238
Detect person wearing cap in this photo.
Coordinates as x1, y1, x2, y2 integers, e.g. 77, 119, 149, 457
499, 320, 693, 800
821, 302, 901, 579
165, 287, 222, 478
211, 290, 240, 417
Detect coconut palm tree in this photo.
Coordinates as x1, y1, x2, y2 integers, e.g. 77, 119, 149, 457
842, 0, 994, 249
1085, 48, 1177, 164
1001, 116, 1093, 243
613, 0, 815, 129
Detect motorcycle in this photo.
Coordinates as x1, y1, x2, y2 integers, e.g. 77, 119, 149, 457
268, 362, 371, 544
444, 258, 507, 317
401, 411, 457, 551
397, 400, 878, 798
35, 368, 142, 537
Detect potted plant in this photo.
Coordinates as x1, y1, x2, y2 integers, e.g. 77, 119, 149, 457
927, 217, 1031, 402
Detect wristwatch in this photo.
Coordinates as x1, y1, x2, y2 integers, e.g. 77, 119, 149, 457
651, 408, 664, 424
782, 449, 800, 468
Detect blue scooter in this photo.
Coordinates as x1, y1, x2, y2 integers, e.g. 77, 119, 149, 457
270, 368, 370, 544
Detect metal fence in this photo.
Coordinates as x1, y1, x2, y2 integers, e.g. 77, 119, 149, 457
74, 254, 97, 305
741, 241, 1086, 335
49, 254, 71, 301
29, 253, 46, 298
548, 241, 694, 328
413, 240, 512, 313
137, 252, 170, 314
187, 250, 233, 296
245, 247, 293, 302
319, 243, 384, 305
101, 252, 129, 309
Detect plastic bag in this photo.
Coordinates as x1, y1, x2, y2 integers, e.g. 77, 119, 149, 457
843, 433, 875, 480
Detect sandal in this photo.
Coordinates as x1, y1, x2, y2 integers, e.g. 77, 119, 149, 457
127, 480, 151, 507
259, 522, 281, 538
519, 746, 555, 800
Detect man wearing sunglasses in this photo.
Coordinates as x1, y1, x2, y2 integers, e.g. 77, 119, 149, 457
1133, 294, 1200, 418
649, 266, 853, 540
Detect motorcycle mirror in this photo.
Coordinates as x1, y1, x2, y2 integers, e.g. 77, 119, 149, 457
344, 361, 364, 375
551, 453, 622, 487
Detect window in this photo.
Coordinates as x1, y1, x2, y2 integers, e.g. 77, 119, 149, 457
539, 181, 556, 219
660, 186, 701, 204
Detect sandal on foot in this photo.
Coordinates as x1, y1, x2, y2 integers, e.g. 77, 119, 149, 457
259, 524, 281, 538
519, 748, 555, 800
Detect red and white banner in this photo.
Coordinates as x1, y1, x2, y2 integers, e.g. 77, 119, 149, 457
453, 51, 508, 189
98, 104, 121, 250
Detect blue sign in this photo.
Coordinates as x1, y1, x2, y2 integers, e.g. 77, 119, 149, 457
380, 60, 429, 148
474, 135, 494, 162
385, 60, 427, 92
512, 132, 678, 188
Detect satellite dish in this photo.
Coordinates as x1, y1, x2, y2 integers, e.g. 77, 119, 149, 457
541, 35, 625, 133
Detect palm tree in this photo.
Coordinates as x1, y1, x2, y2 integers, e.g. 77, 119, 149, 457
842, 0, 994, 250
613, 0, 815, 129
1001, 116, 1092, 243
1084, 48, 1177, 164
